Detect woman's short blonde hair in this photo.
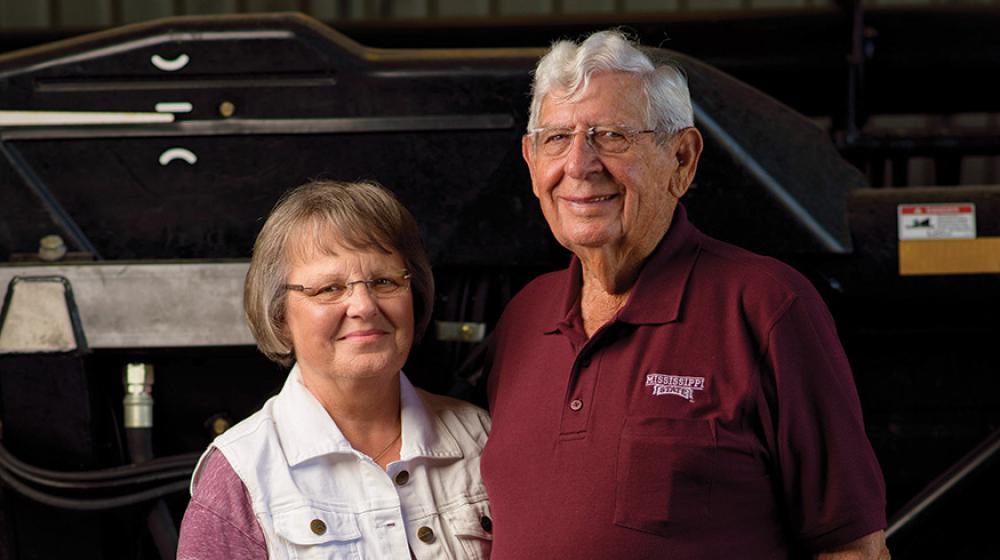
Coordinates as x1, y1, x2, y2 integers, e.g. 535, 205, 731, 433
244, 180, 434, 367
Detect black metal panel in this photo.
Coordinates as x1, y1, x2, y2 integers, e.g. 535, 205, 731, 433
0, 12, 859, 262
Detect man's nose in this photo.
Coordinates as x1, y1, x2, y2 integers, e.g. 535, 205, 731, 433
564, 132, 603, 178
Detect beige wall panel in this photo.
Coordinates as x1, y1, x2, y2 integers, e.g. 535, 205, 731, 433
625, 0, 681, 10
687, 0, 744, 10
752, 0, 806, 7
245, 0, 302, 11
184, 0, 238, 14
873, 0, 931, 5
951, 112, 990, 128
120, 0, 174, 23
58, 0, 112, 26
868, 114, 930, 132
0, 1, 50, 27
564, 0, 616, 13
437, 0, 490, 16
308, 0, 342, 19
960, 156, 992, 185
499, 0, 552, 15
907, 156, 935, 187
391, 0, 429, 17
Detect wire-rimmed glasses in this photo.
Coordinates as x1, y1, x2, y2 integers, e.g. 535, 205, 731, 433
284, 270, 411, 304
528, 125, 658, 157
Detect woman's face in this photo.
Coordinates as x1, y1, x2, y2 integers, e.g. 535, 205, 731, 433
283, 239, 414, 385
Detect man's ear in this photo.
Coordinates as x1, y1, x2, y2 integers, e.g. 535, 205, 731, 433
668, 127, 704, 199
522, 134, 541, 198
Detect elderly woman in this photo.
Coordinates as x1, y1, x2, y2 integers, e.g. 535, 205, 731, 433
177, 180, 492, 559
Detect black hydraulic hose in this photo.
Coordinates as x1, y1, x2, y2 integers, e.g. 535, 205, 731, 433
0, 440, 196, 486
127, 427, 179, 560
0, 467, 189, 511
123, 364, 178, 560
1, 462, 192, 490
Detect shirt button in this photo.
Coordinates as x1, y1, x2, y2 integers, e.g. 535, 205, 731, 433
569, 399, 583, 411
417, 526, 435, 543
394, 470, 410, 486
310, 519, 326, 535
480, 515, 493, 533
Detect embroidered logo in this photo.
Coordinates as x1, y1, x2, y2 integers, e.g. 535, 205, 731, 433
645, 373, 705, 402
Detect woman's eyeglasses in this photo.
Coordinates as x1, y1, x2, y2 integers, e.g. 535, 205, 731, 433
284, 270, 411, 304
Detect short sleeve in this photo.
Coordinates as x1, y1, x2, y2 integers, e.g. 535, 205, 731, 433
177, 449, 267, 560
763, 295, 887, 551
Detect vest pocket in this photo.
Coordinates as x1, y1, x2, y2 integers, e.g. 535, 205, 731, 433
441, 499, 493, 560
614, 416, 716, 536
272, 506, 362, 559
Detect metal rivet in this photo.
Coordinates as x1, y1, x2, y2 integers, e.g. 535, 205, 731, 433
310, 519, 326, 535
211, 417, 231, 435
394, 470, 410, 486
218, 101, 235, 118
417, 526, 435, 543
460, 323, 474, 341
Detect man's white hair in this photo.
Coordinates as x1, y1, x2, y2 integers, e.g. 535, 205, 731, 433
527, 29, 693, 135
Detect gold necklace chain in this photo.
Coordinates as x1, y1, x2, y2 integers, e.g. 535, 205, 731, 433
371, 429, 401, 462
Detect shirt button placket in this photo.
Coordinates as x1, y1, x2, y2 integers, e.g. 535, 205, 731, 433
560, 350, 597, 434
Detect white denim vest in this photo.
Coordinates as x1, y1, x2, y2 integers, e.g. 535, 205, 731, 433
191, 366, 492, 559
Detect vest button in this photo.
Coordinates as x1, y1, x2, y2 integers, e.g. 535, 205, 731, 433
395, 470, 410, 486
310, 519, 326, 535
480, 515, 493, 533
417, 526, 435, 543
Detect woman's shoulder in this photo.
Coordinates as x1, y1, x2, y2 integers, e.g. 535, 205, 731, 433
180, 449, 267, 559
191, 448, 246, 499
416, 388, 491, 436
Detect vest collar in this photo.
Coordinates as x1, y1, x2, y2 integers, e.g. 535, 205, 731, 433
275, 365, 462, 467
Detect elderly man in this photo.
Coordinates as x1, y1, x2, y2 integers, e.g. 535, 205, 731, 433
481, 30, 889, 559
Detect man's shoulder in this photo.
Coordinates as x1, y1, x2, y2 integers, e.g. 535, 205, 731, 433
503, 267, 567, 316
695, 234, 818, 298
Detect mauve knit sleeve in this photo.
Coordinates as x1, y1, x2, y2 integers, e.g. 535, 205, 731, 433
177, 448, 268, 560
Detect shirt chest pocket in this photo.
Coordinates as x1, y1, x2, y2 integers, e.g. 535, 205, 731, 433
272, 506, 362, 560
614, 416, 717, 537
441, 500, 493, 560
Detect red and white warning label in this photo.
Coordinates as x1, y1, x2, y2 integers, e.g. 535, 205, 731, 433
897, 203, 976, 240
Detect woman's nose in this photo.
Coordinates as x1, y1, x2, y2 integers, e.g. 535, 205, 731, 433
343, 283, 379, 317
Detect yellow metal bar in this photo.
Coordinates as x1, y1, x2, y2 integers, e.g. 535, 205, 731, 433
899, 237, 1000, 276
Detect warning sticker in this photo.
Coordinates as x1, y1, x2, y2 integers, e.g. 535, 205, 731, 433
897, 203, 976, 240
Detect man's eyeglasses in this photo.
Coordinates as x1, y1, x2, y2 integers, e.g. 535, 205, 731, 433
528, 126, 658, 157
284, 270, 411, 304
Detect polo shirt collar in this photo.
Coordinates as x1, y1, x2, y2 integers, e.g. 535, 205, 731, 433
544, 203, 701, 332
275, 365, 462, 468
618, 204, 701, 325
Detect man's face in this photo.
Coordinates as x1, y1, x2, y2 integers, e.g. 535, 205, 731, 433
522, 71, 700, 259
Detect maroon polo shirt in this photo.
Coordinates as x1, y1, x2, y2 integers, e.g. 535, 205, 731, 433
482, 205, 886, 559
